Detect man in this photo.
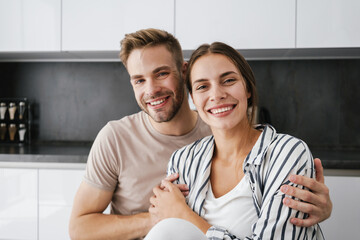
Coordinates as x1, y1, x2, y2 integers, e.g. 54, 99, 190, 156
69, 29, 332, 240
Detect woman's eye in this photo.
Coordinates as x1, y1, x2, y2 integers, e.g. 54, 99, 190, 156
224, 78, 235, 84
195, 85, 206, 91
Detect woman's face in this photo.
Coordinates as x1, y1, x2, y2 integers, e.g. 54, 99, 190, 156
190, 53, 251, 131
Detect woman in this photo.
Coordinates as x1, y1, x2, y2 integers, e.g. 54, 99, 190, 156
146, 42, 324, 239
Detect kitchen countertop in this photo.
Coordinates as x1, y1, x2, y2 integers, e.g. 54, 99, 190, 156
0, 143, 360, 173
0, 142, 91, 169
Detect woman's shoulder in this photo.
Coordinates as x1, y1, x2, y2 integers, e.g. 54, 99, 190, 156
265, 130, 314, 170
270, 132, 309, 153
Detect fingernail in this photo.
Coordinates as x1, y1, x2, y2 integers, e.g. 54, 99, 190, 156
291, 218, 298, 225
281, 185, 288, 193
284, 198, 290, 205
289, 175, 296, 182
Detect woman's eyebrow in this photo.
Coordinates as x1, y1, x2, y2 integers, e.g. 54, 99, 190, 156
220, 71, 238, 78
192, 79, 208, 85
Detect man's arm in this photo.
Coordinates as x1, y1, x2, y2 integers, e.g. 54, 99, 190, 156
281, 158, 332, 227
69, 181, 152, 240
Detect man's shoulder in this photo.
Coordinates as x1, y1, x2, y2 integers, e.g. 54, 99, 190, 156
106, 111, 144, 130
94, 111, 145, 140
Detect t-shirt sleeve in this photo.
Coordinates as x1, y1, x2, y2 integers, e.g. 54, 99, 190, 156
83, 123, 119, 191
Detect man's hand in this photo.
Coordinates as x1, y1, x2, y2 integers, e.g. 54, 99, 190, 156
281, 158, 332, 227
161, 173, 189, 196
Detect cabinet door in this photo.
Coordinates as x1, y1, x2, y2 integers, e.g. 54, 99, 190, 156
175, 0, 295, 50
321, 176, 360, 239
0, 168, 38, 240
297, 0, 360, 48
38, 169, 85, 240
0, 0, 61, 52
62, 0, 175, 51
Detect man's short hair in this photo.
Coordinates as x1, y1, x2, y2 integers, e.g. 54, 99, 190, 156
119, 28, 184, 72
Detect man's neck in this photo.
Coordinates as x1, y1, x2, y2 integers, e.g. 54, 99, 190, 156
148, 101, 198, 136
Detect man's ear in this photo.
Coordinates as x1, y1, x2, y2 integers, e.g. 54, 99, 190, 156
182, 61, 188, 77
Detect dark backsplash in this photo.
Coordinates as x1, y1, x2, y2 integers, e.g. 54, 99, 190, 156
1, 59, 359, 150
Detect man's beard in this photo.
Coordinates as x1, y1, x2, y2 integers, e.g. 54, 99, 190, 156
140, 84, 185, 123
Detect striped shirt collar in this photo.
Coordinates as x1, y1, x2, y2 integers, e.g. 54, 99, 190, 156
243, 124, 277, 169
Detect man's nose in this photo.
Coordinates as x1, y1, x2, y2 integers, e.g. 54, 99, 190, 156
145, 79, 161, 96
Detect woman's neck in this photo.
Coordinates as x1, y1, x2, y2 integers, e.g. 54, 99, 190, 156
211, 121, 261, 163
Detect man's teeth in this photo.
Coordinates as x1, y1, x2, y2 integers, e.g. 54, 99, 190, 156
150, 99, 165, 106
211, 106, 233, 114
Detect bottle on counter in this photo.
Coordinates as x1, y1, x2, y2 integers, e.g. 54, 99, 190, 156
18, 124, 26, 142
9, 124, 17, 141
0, 102, 6, 120
19, 102, 26, 120
9, 102, 17, 120
0, 123, 6, 140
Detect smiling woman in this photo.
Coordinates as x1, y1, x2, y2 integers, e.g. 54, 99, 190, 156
189, 53, 251, 132
146, 42, 324, 240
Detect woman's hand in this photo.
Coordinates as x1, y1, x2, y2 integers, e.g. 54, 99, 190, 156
160, 173, 189, 197
149, 180, 192, 224
281, 158, 332, 227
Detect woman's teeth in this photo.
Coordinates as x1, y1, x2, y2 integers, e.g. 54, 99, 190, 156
211, 106, 233, 114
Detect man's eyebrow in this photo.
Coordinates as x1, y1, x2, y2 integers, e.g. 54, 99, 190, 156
153, 65, 171, 74
130, 74, 143, 80
130, 66, 172, 80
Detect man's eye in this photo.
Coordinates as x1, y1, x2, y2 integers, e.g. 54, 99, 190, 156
158, 72, 169, 78
135, 79, 145, 84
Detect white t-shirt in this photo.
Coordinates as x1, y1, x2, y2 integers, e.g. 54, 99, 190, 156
203, 175, 258, 238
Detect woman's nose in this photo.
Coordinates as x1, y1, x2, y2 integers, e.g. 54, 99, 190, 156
210, 85, 227, 102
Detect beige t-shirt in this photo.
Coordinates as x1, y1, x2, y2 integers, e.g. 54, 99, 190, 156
84, 111, 211, 215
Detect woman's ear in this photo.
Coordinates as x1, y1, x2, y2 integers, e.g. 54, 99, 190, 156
247, 90, 251, 99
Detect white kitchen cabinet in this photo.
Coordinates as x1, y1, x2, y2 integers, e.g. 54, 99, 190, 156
175, 0, 295, 50
62, 0, 175, 51
297, 0, 360, 48
0, 168, 38, 240
38, 169, 85, 240
320, 176, 360, 239
0, 0, 61, 52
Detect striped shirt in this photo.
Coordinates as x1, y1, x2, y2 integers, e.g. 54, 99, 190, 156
167, 125, 324, 240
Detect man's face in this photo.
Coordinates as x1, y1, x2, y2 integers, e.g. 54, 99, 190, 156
126, 45, 185, 123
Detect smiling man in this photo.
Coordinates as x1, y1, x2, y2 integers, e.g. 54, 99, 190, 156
69, 28, 332, 240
